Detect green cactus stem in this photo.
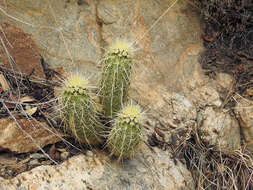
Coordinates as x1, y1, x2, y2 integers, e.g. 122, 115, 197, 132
99, 39, 134, 118
59, 74, 103, 146
107, 103, 145, 160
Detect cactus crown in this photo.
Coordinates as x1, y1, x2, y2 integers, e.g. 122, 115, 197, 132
108, 39, 134, 57
117, 104, 145, 125
63, 74, 89, 95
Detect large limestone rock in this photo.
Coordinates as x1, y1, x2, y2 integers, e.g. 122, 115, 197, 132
197, 106, 241, 151
234, 95, 253, 154
0, 0, 101, 76
0, 0, 204, 97
0, 147, 195, 190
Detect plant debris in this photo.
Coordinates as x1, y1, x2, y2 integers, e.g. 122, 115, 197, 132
198, 0, 253, 102
149, 124, 253, 190
0, 139, 83, 179
182, 136, 253, 190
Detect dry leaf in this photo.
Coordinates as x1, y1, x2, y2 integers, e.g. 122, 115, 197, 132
203, 35, 214, 42
20, 96, 35, 103
167, 119, 178, 129
22, 105, 37, 116
0, 74, 10, 91
246, 89, 253, 96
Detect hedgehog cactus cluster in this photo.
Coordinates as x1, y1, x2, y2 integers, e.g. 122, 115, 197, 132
59, 39, 145, 160
59, 74, 102, 146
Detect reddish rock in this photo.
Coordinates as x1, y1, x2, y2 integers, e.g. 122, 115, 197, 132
0, 117, 61, 153
0, 23, 45, 80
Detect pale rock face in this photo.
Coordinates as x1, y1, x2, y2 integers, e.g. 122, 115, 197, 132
0, 146, 195, 190
197, 107, 241, 151
189, 85, 222, 107
152, 91, 197, 130
234, 95, 253, 154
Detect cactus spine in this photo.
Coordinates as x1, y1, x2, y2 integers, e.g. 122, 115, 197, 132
107, 104, 145, 160
99, 39, 133, 118
60, 74, 102, 146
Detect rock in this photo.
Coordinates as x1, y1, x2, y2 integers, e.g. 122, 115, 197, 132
197, 107, 241, 151
215, 72, 233, 91
86, 150, 94, 157
187, 80, 223, 107
146, 92, 197, 133
60, 152, 70, 160
28, 159, 40, 166
234, 95, 253, 153
0, 0, 101, 79
0, 23, 46, 80
0, 117, 61, 153
0, 145, 195, 190
187, 72, 233, 109
29, 153, 46, 160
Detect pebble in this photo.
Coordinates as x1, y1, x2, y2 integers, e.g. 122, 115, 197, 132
28, 159, 40, 166
86, 150, 94, 157
29, 153, 46, 160
41, 160, 53, 165
60, 152, 69, 160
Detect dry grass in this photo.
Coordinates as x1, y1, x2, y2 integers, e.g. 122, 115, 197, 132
178, 131, 253, 190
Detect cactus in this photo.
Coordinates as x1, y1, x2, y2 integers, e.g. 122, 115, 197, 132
59, 74, 103, 146
99, 39, 134, 118
107, 103, 145, 160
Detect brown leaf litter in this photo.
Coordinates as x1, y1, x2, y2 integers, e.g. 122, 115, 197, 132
198, 0, 253, 105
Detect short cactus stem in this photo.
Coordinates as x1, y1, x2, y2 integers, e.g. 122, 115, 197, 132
59, 74, 103, 146
99, 39, 134, 118
107, 103, 145, 160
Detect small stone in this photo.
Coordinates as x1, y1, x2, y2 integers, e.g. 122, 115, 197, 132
28, 159, 40, 166
216, 73, 233, 90
60, 152, 69, 160
40, 160, 53, 165
29, 153, 46, 160
86, 151, 93, 157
